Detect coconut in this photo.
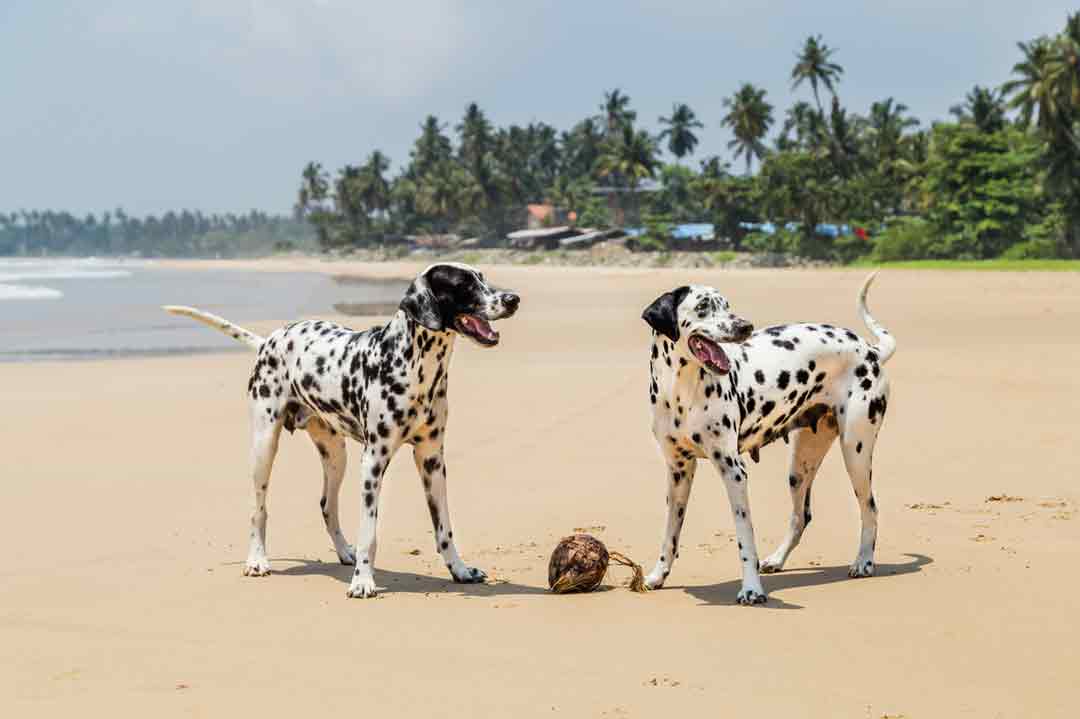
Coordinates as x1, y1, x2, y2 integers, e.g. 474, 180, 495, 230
547, 534, 647, 593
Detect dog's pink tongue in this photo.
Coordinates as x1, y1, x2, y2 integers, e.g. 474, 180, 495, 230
692, 337, 730, 372
463, 316, 498, 342
704, 343, 729, 371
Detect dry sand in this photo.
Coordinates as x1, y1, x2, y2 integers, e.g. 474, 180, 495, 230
4, 260, 1079, 717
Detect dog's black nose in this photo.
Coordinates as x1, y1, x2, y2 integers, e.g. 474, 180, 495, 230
733, 319, 754, 337
503, 293, 520, 312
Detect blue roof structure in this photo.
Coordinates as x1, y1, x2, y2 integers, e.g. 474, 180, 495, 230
671, 223, 714, 239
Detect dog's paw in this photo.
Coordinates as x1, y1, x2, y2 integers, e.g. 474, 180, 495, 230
243, 558, 271, 577
736, 587, 768, 605
848, 559, 875, 578
345, 575, 378, 598
451, 566, 487, 584
758, 555, 785, 574
644, 569, 669, 590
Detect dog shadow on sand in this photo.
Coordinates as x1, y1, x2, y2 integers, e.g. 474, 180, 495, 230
270, 558, 550, 597
683, 553, 933, 610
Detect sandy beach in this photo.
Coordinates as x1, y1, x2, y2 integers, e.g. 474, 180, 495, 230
4, 260, 1079, 717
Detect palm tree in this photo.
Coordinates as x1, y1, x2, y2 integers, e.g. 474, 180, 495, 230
777, 100, 825, 151
825, 97, 863, 177
597, 125, 659, 189
791, 35, 844, 113
600, 88, 637, 135
596, 125, 659, 224
949, 86, 1007, 133
1004, 14, 1080, 254
416, 161, 461, 230
658, 103, 705, 161
561, 118, 604, 180
1003, 37, 1064, 132
868, 98, 919, 156
410, 116, 453, 178
296, 162, 329, 217
722, 83, 774, 174
359, 151, 392, 217
530, 122, 562, 191
456, 102, 493, 169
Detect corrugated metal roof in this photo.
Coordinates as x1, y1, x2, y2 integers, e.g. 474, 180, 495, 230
506, 226, 573, 240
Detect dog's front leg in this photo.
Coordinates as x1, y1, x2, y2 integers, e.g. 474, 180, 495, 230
713, 450, 767, 605
346, 446, 390, 598
645, 450, 697, 589
413, 441, 486, 584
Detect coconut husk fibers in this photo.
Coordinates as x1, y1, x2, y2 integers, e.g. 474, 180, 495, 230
547, 533, 647, 593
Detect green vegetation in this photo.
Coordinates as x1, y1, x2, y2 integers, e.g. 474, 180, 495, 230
0, 210, 313, 257
292, 12, 1080, 264
5, 14, 1080, 264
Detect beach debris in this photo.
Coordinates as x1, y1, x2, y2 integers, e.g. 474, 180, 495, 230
986, 494, 1024, 503
645, 676, 682, 688
906, 502, 946, 510
547, 534, 646, 593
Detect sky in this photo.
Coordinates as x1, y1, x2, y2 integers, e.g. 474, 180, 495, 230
1, 1, 1074, 216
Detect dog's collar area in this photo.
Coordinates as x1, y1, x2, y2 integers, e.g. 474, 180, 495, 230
688, 334, 730, 374
455, 314, 500, 346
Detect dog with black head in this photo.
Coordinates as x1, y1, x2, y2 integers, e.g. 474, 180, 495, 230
165, 262, 520, 599
640, 275, 895, 605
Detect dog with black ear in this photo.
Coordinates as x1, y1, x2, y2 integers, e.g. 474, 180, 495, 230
164, 262, 520, 599
640, 275, 896, 605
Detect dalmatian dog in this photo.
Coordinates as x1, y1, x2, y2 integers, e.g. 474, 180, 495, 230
640, 272, 895, 605
164, 263, 519, 599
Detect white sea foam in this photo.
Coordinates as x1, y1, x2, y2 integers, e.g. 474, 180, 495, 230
0, 258, 135, 283
0, 269, 131, 282
0, 258, 138, 300
0, 283, 64, 300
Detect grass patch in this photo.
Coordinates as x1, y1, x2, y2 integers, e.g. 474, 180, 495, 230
850, 258, 1080, 271
711, 250, 738, 264
454, 251, 485, 265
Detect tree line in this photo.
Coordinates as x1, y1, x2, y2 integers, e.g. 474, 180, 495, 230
5, 14, 1077, 262
0, 209, 313, 257
296, 13, 1080, 261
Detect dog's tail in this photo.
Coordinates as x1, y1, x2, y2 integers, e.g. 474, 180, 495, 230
857, 271, 896, 364
162, 305, 264, 351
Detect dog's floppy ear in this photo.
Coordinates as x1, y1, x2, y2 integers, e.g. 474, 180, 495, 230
642, 286, 690, 341
400, 274, 443, 331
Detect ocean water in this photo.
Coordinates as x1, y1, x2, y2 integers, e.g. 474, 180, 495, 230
0, 258, 408, 362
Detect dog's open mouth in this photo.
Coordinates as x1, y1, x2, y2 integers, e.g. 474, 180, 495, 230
688, 334, 730, 374
455, 314, 500, 347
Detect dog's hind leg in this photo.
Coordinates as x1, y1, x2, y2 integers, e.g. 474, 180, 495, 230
839, 384, 889, 578
307, 419, 354, 565
760, 423, 838, 573
245, 403, 283, 576
644, 446, 697, 590
345, 446, 389, 598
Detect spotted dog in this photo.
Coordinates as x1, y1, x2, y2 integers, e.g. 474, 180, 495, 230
164, 263, 520, 599
640, 273, 895, 604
